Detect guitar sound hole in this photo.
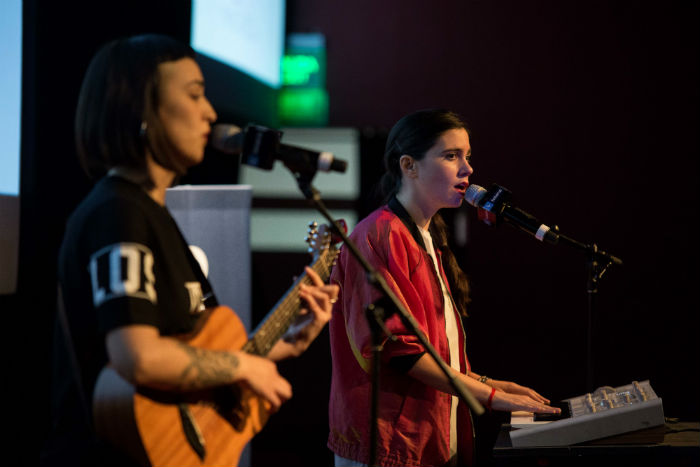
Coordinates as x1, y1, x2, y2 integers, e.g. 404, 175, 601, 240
212, 385, 249, 432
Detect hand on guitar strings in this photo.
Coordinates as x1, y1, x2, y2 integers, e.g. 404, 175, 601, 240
237, 353, 293, 411
279, 266, 339, 357
241, 267, 337, 408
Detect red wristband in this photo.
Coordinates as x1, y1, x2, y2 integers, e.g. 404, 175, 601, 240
486, 387, 496, 412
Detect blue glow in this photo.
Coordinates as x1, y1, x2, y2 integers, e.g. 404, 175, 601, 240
191, 0, 285, 88
0, 0, 22, 196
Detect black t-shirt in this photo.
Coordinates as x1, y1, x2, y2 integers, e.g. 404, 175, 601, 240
69, 176, 214, 324
45, 175, 216, 465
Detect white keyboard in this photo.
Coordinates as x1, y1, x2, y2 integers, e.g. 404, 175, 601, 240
509, 380, 665, 447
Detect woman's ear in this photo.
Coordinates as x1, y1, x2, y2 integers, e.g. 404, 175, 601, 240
399, 155, 418, 178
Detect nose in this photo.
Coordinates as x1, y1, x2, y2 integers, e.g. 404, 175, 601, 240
460, 156, 474, 178
204, 96, 217, 123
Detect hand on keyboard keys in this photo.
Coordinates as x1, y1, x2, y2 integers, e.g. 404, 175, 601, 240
534, 401, 571, 421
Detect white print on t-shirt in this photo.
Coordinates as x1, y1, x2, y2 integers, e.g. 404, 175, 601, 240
189, 245, 209, 278
184, 281, 205, 314
89, 242, 157, 307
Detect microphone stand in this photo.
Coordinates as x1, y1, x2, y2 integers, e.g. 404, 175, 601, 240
549, 227, 622, 392
292, 170, 484, 467
469, 183, 621, 393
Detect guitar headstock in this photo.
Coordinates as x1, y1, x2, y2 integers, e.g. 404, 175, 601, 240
305, 220, 346, 261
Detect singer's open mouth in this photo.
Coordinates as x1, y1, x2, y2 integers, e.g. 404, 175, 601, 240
455, 183, 468, 193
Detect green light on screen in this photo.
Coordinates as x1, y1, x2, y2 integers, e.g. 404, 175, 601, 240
279, 88, 328, 126
282, 54, 320, 86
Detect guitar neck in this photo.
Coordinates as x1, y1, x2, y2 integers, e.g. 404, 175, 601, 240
242, 248, 336, 356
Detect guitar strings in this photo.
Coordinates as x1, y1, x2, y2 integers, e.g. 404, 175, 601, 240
248, 249, 339, 356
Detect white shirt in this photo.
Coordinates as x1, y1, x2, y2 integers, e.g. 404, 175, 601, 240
419, 227, 460, 465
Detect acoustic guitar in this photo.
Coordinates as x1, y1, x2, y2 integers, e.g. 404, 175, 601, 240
92, 222, 342, 466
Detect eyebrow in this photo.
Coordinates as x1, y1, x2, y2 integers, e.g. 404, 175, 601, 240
442, 147, 472, 155
186, 79, 205, 88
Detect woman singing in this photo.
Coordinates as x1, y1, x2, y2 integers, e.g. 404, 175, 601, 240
327, 109, 558, 467
45, 34, 338, 466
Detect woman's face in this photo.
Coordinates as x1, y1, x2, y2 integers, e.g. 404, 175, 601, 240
156, 57, 217, 167
411, 127, 473, 211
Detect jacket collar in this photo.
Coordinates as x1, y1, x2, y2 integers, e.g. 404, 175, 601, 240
387, 195, 428, 251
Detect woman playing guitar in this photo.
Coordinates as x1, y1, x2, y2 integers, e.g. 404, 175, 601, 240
45, 34, 338, 467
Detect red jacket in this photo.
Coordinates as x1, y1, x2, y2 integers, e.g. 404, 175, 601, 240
328, 199, 474, 467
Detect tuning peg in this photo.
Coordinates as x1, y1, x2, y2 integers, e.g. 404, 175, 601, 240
308, 221, 318, 229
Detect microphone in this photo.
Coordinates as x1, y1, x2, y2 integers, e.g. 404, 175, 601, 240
210, 123, 245, 154
464, 184, 559, 244
210, 124, 348, 174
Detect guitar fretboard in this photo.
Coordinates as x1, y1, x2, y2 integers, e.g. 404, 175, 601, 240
242, 247, 338, 356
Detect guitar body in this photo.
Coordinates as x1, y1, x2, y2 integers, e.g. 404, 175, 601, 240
93, 221, 342, 466
93, 306, 269, 467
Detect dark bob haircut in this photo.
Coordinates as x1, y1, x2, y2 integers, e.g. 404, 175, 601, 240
74, 34, 196, 186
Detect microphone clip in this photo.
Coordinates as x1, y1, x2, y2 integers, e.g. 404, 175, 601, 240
477, 184, 512, 226
241, 125, 283, 171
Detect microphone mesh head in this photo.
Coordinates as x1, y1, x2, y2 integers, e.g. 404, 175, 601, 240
210, 124, 243, 154
464, 184, 486, 207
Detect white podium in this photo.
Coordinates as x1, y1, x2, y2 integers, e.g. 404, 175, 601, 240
166, 184, 253, 467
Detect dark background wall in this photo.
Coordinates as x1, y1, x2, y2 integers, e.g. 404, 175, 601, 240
6, 1, 697, 466
286, 0, 699, 416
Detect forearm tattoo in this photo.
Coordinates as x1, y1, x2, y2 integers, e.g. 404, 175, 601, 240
177, 342, 240, 389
